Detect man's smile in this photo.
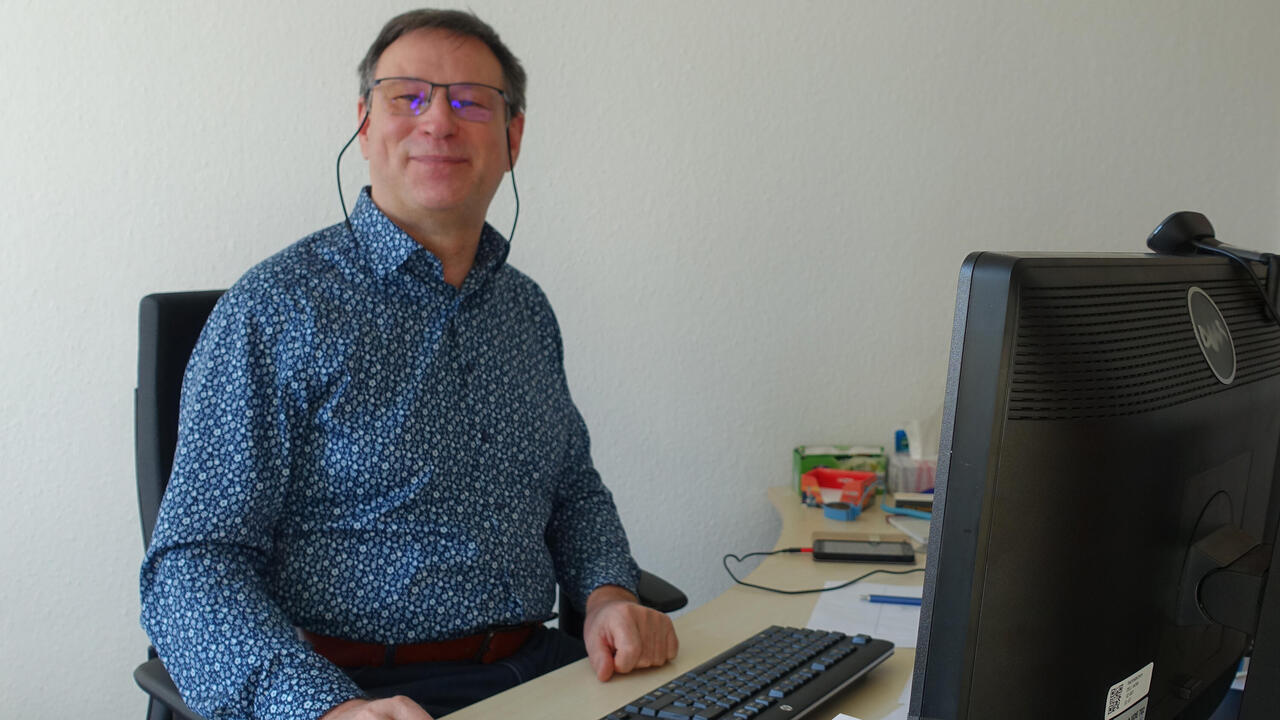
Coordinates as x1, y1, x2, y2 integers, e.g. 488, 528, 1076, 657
409, 153, 469, 165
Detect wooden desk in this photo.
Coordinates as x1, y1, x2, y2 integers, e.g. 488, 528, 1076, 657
448, 487, 925, 719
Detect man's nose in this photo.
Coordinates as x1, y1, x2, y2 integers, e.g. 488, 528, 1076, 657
416, 87, 458, 135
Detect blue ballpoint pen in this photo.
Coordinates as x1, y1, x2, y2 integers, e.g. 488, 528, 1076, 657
862, 594, 922, 606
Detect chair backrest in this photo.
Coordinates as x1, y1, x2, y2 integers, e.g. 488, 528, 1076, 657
135, 290, 225, 549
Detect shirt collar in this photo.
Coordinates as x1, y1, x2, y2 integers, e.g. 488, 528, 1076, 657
348, 187, 510, 286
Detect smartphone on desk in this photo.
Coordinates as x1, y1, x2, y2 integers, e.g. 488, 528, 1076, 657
812, 538, 915, 563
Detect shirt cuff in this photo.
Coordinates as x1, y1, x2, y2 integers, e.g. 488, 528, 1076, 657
251, 651, 367, 720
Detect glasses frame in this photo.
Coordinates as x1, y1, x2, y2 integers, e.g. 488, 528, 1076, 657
370, 76, 511, 123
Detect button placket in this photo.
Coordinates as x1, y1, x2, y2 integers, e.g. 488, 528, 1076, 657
448, 312, 489, 450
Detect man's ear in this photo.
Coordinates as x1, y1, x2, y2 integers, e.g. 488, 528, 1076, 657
506, 113, 525, 171
356, 96, 371, 159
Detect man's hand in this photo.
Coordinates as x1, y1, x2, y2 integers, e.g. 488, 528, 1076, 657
319, 697, 434, 720
582, 585, 679, 682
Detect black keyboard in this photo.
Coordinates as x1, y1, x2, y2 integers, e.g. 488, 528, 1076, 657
600, 625, 894, 720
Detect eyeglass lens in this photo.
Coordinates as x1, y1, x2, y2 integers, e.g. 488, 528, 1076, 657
376, 79, 503, 123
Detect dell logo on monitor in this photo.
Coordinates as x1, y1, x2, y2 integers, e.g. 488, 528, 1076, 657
1187, 286, 1236, 384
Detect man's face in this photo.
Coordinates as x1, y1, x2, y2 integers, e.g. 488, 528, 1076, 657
358, 29, 523, 229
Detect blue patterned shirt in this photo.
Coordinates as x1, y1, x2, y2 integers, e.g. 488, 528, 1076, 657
139, 189, 640, 720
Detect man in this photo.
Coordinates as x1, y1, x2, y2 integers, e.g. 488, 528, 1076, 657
140, 9, 677, 720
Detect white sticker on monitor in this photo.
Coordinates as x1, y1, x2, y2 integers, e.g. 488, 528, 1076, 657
1104, 662, 1154, 720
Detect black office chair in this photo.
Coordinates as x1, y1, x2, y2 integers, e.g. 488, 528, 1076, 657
133, 290, 686, 720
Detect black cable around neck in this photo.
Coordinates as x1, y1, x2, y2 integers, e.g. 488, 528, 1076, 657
336, 109, 369, 236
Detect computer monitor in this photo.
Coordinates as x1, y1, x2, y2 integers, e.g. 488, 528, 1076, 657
910, 252, 1280, 720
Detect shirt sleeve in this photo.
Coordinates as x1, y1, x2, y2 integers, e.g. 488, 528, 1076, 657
538, 300, 641, 611
139, 288, 363, 720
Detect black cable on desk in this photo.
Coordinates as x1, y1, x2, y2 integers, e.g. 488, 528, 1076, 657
722, 548, 925, 595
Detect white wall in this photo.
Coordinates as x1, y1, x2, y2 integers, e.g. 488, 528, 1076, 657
2, 0, 1278, 715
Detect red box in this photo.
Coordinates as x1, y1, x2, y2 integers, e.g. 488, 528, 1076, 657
800, 468, 878, 509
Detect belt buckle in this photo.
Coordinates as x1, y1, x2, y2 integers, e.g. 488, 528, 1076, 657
475, 620, 525, 663
473, 615, 555, 663
475, 628, 498, 663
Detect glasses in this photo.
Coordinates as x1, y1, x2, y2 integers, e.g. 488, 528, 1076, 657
371, 77, 509, 123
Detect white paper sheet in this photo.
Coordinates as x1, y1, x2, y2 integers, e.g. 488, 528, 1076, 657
806, 581, 923, 649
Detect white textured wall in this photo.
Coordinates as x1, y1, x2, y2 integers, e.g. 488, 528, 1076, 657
2, 0, 1278, 715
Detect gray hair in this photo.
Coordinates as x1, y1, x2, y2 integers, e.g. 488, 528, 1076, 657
357, 8, 527, 117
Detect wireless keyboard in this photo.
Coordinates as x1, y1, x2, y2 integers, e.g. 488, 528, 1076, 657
600, 625, 894, 720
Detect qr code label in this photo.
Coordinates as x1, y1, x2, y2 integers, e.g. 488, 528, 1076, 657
1106, 686, 1124, 716
1104, 663, 1154, 720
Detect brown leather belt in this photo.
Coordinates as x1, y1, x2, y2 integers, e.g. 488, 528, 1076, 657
303, 624, 539, 667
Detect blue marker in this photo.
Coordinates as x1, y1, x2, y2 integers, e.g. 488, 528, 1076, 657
862, 594, 922, 606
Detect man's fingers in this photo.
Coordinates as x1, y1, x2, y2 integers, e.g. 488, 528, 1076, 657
592, 646, 616, 682
632, 610, 675, 669
592, 652, 615, 682
624, 607, 676, 670
584, 622, 616, 681
610, 624, 643, 673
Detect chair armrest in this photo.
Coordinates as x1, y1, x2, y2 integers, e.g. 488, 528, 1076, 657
134, 657, 207, 720
636, 569, 688, 613
558, 569, 687, 638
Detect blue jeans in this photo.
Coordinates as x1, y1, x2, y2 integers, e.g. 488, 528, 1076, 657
341, 627, 588, 717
